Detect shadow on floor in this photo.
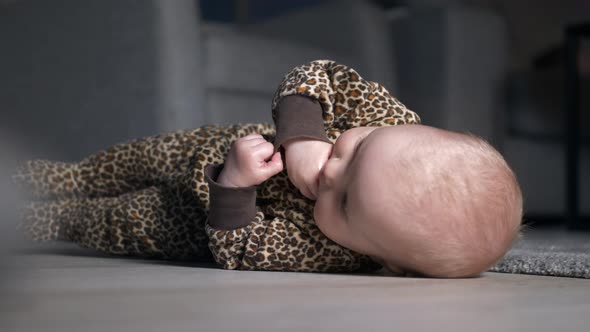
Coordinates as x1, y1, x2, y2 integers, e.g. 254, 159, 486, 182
13, 243, 220, 269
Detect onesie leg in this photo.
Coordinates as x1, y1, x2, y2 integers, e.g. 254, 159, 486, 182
13, 160, 84, 200
13, 132, 192, 200
14, 124, 278, 200
22, 186, 210, 260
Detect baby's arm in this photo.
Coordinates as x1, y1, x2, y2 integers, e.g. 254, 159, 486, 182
204, 135, 375, 272
272, 60, 421, 143
272, 60, 421, 199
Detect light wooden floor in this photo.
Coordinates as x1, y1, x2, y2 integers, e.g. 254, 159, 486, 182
1, 243, 589, 332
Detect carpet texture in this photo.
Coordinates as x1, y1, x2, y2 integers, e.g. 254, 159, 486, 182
491, 227, 590, 279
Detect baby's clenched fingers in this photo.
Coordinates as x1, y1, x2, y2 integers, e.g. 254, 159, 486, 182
233, 136, 266, 152
251, 141, 275, 159
240, 134, 264, 141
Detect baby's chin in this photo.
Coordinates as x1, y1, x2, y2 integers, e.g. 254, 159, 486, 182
311, 203, 331, 234
312, 202, 323, 224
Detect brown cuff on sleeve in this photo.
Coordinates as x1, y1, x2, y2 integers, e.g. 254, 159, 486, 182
205, 164, 257, 230
273, 95, 331, 151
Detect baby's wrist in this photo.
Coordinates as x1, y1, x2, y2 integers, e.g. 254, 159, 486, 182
283, 137, 317, 152
217, 168, 243, 188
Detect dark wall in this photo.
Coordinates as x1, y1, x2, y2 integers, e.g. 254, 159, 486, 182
1, 0, 161, 161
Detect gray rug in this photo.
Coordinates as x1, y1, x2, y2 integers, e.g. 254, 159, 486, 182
490, 227, 590, 279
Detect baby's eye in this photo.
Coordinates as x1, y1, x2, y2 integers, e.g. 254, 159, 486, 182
341, 192, 348, 216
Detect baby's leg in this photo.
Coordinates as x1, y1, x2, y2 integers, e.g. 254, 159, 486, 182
14, 160, 85, 200
22, 186, 210, 260
14, 131, 195, 200
14, 124, 276, 200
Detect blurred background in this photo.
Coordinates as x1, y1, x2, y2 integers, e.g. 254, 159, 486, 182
0, 0, 589, 232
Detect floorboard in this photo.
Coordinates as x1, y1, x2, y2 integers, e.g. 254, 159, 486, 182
1, 243, 589, 332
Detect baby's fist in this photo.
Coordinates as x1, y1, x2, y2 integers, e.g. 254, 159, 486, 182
217, 134, 283, 188
283, 138, 333, 200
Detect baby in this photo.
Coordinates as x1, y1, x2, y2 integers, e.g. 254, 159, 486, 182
15, 60, 522, 278
207, 61, 522, 277
220, 125, 522, 277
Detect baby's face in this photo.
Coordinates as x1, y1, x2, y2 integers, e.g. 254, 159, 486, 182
314, 125, 417, 272
314, 125, 521, 277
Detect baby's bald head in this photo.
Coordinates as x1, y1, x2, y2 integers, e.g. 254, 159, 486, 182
314, 125, 522, 278
369, 126, 522, 277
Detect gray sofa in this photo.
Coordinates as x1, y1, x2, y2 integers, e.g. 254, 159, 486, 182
391, 6, 508, 143
1, 0, 397, 160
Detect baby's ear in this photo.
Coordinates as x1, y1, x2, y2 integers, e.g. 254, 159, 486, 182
384, 263, 415, 277
373, 257, 415, 277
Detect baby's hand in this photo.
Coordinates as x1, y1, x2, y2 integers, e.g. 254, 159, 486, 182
217, 134, 283, 188
283, 138, 333, 200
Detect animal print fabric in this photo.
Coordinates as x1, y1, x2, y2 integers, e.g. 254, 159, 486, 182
17, 124, 273, 260
15, 60, 420, 272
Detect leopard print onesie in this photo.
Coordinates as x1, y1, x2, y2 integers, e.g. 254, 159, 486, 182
14, 60, 421, 272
